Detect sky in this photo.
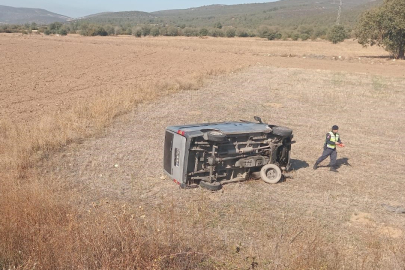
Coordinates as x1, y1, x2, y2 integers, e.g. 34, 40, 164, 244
1, 0, 278, 18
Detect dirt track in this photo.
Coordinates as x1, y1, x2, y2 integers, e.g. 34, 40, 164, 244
41, 64, 405, 267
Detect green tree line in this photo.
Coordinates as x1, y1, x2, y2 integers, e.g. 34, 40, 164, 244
0, 21, 351, 43
2, 0, 404, 56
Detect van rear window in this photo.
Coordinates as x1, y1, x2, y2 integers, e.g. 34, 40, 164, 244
164, 131, 174, 173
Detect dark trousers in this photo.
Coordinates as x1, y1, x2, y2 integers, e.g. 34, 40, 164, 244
316, 148, 337, 167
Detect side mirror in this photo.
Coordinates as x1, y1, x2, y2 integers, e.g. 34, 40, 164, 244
254, 116, 263, 123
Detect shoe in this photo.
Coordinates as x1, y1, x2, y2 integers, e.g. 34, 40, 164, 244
330, 167, 338, 172
313, 163, 318, 170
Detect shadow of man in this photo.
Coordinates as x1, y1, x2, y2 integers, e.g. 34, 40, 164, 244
336, 157, 351, 169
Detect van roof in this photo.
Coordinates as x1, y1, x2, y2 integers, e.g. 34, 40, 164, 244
167, 121, 272, 134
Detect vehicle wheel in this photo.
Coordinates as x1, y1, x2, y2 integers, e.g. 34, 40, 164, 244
199, 181, 222, 191
203, 131, 226, 142
260, 164, 282, 184
272, 126, 293, 137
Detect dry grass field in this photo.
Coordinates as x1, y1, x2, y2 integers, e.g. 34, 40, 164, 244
1, 33, 405, 269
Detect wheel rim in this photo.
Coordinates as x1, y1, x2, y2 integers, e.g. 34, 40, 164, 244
266, 168, 278, 181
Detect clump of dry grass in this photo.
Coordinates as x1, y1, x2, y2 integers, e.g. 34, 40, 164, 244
0, 177, 357, 270
0, 178, 69, 268
0, 182, 217, 269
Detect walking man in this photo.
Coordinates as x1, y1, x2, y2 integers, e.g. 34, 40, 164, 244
313, 125, 345, 172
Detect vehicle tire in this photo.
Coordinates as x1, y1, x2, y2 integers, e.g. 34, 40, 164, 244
199, 181, 223, 191
204, 131, 226, 142
272, 126, 293, 137
260, 164, 282, 184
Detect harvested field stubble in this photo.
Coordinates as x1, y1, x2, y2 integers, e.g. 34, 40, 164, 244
1, 34, 405, 269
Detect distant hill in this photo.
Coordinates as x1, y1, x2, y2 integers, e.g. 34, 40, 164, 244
0, 5, 71, 24
80, 0, 383, 29
79, 11, 155, 21
154, 0, 379, 17
151, 0, 383, 28
0, 0, 383, 34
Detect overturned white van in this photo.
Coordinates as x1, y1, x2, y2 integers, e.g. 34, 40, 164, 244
164, 117, 293, 190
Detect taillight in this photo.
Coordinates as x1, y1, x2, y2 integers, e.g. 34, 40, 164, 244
173, 179, 180, 185
177, 130, 185, 136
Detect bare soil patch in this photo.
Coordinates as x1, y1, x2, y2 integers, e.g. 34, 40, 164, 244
1, 34, 404, 123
